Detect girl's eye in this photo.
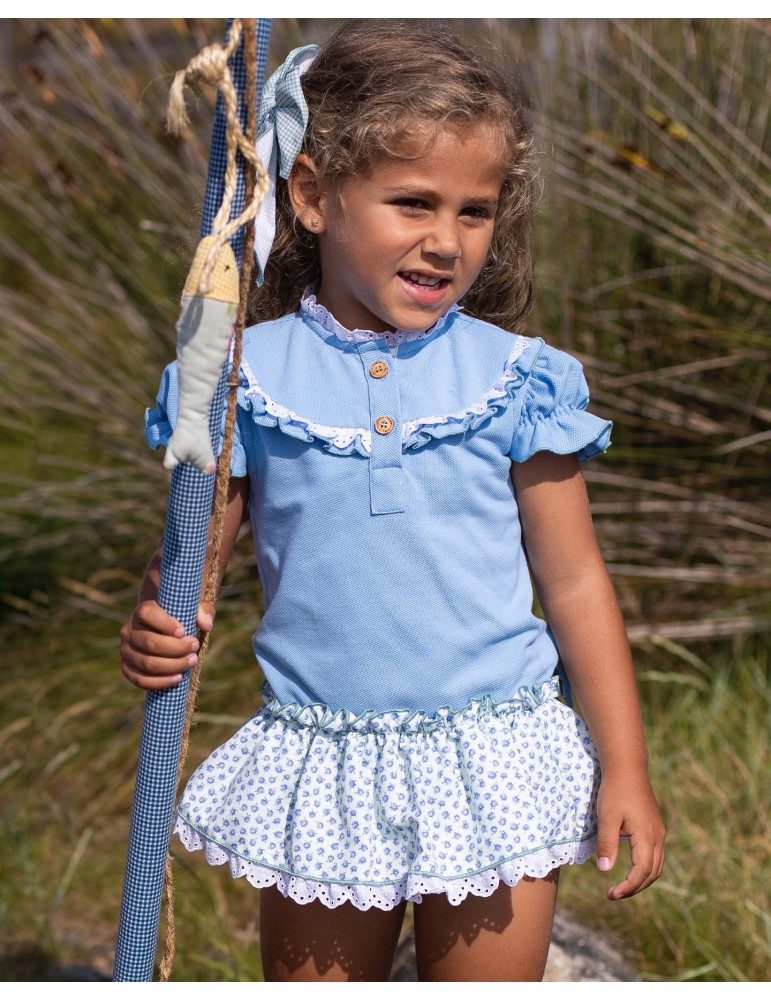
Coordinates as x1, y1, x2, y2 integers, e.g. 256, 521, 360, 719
461, 206, 493, 220
393, 198, 430, 212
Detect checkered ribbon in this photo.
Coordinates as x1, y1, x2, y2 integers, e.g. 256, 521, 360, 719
113, 18, 272, 983
253, 45, 318, 284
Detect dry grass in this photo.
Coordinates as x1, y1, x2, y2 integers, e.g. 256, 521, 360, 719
515, 18, 771, 638
0, 18, 768, 981
560, 641, 771, 981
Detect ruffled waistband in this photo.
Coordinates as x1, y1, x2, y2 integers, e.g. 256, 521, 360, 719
261, 676, 562, 736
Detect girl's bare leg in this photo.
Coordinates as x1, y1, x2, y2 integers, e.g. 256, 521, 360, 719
260, 887, 407, 982
414, 870, 560, 982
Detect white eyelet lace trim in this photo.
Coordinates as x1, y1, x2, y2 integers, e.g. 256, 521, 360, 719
300, 291, 457, 349
174, 815, 596, 911
239, 337, 531, 456
240, 358, 373, 455
402, 336, 529, 448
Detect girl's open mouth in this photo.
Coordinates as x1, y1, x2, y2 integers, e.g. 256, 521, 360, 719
398, 271, 451, 304
399, 271, 450, 288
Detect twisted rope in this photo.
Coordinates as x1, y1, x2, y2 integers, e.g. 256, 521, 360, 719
159, 19, 261, 981
167, 18, 268, 294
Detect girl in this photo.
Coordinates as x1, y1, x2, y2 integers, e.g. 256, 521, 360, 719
121, 21, 665, 982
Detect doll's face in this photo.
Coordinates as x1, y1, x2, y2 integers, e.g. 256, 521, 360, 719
304, 126, 504, 333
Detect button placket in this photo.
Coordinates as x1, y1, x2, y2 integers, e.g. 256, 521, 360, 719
357, 341, 404, 515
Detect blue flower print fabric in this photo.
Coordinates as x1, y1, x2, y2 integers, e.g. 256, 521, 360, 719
175, 678, 600, 910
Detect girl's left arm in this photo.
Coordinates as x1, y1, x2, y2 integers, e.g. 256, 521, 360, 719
512, 451, 665, 900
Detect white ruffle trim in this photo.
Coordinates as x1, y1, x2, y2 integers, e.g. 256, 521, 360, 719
402, 336, 529, 448
240, 358, 372, 455
174, 816, 597, 911
300, 291, 457, 349
238, 337, 531, 457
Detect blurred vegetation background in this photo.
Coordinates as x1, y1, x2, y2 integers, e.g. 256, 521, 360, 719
0, 18, 768, 982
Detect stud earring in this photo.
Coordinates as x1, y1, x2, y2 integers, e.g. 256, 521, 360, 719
309, 218, 320, 230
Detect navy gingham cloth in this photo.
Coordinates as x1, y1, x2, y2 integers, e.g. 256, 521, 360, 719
114, 18, 272, 982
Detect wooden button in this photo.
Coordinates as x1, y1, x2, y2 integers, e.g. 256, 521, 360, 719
374, 415, 395, 435
369, 360, 389, 379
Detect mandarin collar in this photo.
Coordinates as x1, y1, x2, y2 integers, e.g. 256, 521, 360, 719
300, 290, 458, 350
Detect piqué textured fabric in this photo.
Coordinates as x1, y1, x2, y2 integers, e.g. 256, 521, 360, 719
145, 304, 611, 908
146, 304, 611, 716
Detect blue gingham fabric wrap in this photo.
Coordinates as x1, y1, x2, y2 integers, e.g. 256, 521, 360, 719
113, 18, 271, 983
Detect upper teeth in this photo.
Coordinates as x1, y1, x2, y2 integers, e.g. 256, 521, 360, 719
404, 272, 442, 286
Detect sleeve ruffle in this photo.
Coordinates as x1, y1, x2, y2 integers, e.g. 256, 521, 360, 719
144, 362, 247, 477
510, 345, 612, 463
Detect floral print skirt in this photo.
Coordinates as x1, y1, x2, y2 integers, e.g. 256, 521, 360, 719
173, 676, 600, 911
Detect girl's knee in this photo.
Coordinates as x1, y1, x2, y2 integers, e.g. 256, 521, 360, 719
414, 873, 560, 982
260, 889, 406, 982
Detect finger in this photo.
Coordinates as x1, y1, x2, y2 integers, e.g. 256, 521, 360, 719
197, 602, 215, 632
646, 833, 666, 889
121, 635, 198, 677
126, 625, 199, 660
595, 812, 620, 875
121, 660, 185, 690
656, 838, 666, 880
633, 824, 666, 895
134, 600, 186, 638
608, 834, 655, 899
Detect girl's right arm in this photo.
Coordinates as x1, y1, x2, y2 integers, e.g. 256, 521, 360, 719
513, 452, 664, 898
119, 475, 250, 690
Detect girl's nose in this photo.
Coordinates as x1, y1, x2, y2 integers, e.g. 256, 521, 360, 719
422, 217, 461, 260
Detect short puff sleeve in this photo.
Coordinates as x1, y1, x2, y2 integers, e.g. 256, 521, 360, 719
144, 362, 248, 477
510, 344, 612, 463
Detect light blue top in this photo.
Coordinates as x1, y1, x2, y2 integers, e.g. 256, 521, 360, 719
146, 301, 611, 716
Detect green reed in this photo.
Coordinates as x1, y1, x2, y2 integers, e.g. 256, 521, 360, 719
0, 18, 768, 981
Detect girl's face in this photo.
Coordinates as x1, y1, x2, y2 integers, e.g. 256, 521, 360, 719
304, 126, 505, 333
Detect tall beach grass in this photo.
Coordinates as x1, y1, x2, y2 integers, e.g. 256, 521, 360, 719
0, 18, 768, 980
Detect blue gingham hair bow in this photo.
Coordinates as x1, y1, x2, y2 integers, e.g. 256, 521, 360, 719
254, 44, 319, 284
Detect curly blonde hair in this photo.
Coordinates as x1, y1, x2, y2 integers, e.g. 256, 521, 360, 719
248, 20, 541, 332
